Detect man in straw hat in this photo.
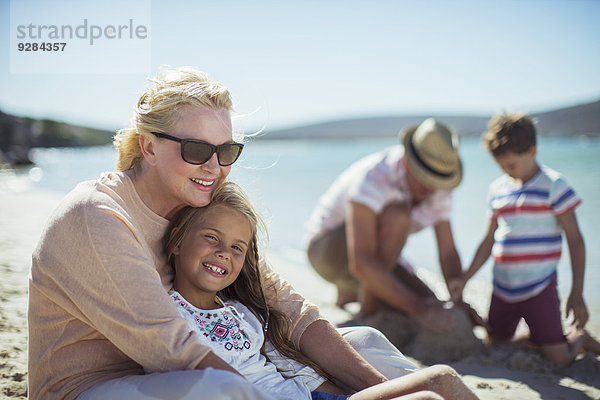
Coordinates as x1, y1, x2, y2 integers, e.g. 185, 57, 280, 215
305, 118, 469, 333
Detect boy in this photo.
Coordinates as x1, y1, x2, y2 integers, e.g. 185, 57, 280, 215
450, 112, 596, 366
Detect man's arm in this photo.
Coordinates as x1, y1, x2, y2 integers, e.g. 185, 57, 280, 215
347, 202, 454, 332
347, 202, 421, 315
433, 220, 462, 289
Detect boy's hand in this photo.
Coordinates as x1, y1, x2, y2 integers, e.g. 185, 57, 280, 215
566, 293, 589, 329
448, 276, 465, 303
455, 300, 489, 329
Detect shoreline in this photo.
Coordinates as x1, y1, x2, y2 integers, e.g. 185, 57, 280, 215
1, 189, 599, 400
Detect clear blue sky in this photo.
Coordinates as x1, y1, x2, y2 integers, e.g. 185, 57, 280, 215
1, 0, 599, 133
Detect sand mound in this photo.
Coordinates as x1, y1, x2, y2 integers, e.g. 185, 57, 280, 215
344, 306, 600, 392
345, 306, 483, 364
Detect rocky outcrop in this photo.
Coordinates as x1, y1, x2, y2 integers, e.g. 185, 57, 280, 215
0, 111, 34, 166
0, 110, 113, 167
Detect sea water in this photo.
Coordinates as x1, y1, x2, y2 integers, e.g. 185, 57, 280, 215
5, 136, 600, 331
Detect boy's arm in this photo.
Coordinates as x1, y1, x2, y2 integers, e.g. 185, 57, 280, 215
558, 209, 588, 329
449, 216, 497, 302
465, 216, 497, 280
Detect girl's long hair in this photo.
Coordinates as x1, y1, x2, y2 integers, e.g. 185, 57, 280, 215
164, 182, 331, 380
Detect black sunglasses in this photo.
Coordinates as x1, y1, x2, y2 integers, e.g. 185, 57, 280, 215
150, 132, 244, 166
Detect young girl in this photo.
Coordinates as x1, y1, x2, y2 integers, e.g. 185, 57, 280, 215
163, 181, 479, 400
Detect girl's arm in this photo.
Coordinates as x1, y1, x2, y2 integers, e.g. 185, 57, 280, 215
558, 209, 588, 329
449, 216, 497, 302
299, 319, 387, 392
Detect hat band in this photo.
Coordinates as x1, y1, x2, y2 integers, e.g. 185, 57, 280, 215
408, 137, 455, 178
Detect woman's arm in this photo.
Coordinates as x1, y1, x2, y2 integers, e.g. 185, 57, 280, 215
259, 260, 322, 347
31, 191, 219, 373
301, 326, 480, 399
299, 319, 387, 392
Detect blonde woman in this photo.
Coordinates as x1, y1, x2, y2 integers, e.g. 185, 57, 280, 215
29, 67, 469, 400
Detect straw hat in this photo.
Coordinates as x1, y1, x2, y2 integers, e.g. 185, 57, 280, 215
401, 118, 463, 190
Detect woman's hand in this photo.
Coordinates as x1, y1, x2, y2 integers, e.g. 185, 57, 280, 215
195, 351, 244, 377
299, 320, 387, 392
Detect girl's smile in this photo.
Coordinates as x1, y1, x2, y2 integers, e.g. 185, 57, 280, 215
202, 261, 227, 276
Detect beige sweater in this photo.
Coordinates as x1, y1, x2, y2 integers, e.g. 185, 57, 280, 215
28, 171, 321, 400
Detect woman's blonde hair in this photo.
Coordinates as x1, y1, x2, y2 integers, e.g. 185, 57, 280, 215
164, 182, 332, 381
114, 66, 233, 171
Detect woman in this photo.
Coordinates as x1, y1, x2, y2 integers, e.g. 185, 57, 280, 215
28, 67, 473, 400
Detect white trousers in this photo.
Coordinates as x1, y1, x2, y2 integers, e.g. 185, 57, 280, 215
338, 326, 418, 379
78, 326, 418, 400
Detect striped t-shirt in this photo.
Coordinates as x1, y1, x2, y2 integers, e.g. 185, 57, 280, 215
489, 165, 581, 302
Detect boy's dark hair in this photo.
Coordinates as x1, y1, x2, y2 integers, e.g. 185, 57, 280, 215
483, 113, 537, 156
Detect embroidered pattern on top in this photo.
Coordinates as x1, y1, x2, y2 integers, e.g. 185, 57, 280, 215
172, 293, 252, 352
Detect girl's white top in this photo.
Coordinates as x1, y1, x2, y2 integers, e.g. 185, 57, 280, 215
169, 290, 322, 400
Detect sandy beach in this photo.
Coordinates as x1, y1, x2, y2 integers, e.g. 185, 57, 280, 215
1, 188, 599, 400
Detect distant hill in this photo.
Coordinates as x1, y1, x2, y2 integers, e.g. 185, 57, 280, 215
261, 100, 600, 140
533, 100, 600, 136
1, 99, 599, 166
